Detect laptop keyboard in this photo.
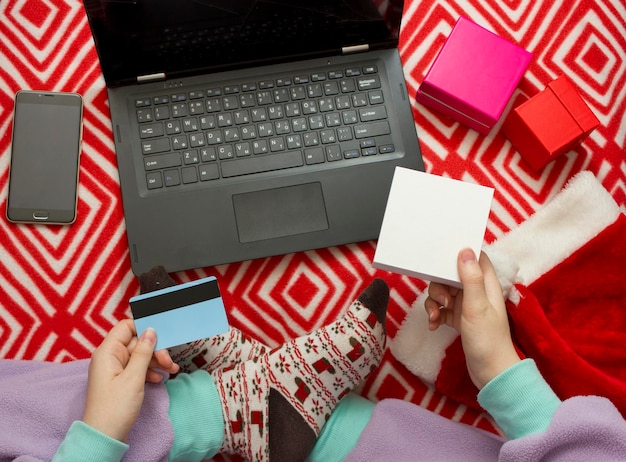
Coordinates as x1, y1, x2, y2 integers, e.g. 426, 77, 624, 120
134, 64, 395, 190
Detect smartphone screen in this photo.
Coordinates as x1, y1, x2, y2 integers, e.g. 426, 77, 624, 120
6, 90, 83, 224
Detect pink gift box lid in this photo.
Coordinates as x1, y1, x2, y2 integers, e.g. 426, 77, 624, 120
417, 17, 532, 132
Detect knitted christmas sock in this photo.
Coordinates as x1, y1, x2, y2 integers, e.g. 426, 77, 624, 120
212, 278, 389, 462
168, 328, 268, 373
139, 266, 268, 373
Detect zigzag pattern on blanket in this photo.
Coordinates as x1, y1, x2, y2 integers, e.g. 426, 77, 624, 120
391, 171, 626, 415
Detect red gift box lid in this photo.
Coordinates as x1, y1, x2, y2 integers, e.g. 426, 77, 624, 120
547, 76, 599, 134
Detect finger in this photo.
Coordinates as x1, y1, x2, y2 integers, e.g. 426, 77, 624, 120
146, 368, 165, 383
457, 248, 490, 315
101, 319, 137, 349
125, 328, 157, 380
436, 306, 451, 328
127, 336, 138, 354
424, 297, 442, 330
427, 282, 452, 309
478, 252, 505, 308
425, 295, 460, 331
128, 334, 179, 374
129, 337, 162, 370
153, 349, 180, 374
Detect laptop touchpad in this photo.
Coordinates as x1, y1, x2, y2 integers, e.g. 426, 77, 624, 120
233, 182, 329, 243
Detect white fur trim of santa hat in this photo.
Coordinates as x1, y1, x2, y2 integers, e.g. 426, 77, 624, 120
390, 171, 621, 382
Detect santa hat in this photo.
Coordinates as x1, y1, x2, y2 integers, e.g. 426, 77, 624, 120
391, 171, 626, 416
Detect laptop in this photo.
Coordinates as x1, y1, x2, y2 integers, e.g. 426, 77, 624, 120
82, 0, 424, 275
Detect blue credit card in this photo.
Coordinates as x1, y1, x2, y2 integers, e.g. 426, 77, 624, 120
130, 276, 229, 350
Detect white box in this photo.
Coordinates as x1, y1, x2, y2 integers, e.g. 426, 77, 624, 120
373, 168, 494, 288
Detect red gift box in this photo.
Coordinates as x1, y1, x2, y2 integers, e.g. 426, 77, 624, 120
502, 75, 600, 171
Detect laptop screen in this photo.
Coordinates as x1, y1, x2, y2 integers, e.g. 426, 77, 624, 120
83, 0, 405, 87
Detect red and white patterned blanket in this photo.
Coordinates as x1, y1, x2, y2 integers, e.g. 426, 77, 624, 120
1, 0, 624, 441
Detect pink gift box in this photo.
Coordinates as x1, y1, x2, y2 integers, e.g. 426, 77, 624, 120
416, 17, 532, 134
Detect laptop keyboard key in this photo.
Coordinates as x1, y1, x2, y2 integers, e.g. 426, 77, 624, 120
257, 91, 272, 105
368, 90, 384, 105
165, 120, 181, 134
340, 79, 356, 93
359, 106, 387, 122
326, 145, 342, 161
270, 137, 285, 152
171, 135, 188, 150
171, 103, 188, 117
290, 86, 306, 100
136, 108, 153, 123
199, 164, 220, 181
164, 169, 181, 186
146, 172, 163, 189
305, 148, 325, 165
182, 118, 199, 132
183, 150, 199, 164
286, 134, 302, 149
182, 166, 198, 184
252, 140, 269, 154
140, 123, 164, 139
218, 145, 234, 160
337, 127, 352, 141
357, 75, 381, 90
354, 121, 390, 139
142, 138, 171, 154
221, 151, 304, 177
206, 98, 222, 112
144, 153, 181, 171
155, 106, 170, 120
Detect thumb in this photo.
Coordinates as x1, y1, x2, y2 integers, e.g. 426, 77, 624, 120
457, 248, 490, 314
126, 328, 157, 379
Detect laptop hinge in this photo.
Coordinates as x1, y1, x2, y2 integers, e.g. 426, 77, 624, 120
137, 73, 166, 84
342, 44, 369, 55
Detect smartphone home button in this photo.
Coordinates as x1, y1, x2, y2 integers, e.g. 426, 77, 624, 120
33, 211, 49, 221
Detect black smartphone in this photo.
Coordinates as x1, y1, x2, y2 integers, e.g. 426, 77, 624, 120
6, 90, 83, 224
